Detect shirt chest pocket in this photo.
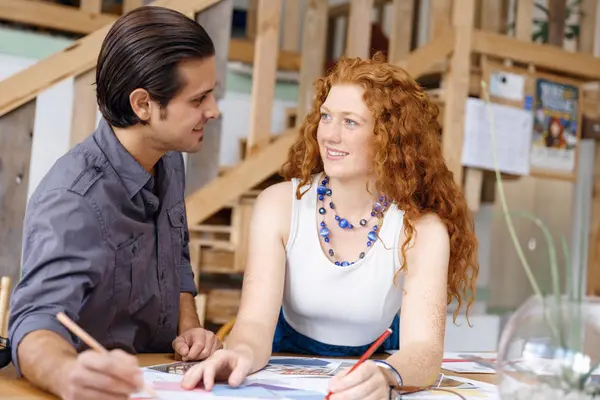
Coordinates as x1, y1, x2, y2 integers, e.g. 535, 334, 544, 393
167, 202, 187, 266
113, 233, 145, 307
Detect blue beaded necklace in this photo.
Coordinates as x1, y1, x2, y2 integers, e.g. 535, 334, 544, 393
316, 175, 390, 266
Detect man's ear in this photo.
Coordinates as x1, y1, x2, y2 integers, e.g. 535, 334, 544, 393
129, 88, 152, 122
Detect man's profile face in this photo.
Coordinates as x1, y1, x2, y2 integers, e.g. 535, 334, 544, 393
148, 56, 220, 154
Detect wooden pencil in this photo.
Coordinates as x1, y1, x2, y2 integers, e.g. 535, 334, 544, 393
56, 312, 158, 398
325, 328, 393, 400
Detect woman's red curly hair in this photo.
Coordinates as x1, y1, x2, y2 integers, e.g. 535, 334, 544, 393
281, 53, 479, 321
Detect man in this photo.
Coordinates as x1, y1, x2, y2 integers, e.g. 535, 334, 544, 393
8, 6, 221, 399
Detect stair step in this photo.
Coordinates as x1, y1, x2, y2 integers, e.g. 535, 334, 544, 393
198, 248, 236, 274
190, 239, 236, 252
190, 224, 233, 234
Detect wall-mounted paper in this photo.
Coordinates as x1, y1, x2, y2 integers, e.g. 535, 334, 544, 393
490, 71, 525, 101
461, 98, 533, 176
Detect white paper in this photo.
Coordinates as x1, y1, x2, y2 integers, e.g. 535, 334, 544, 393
490, 71, 525, 101
461, 98, 533, 175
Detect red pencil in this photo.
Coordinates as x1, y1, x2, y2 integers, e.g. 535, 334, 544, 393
325, 328, 393, 400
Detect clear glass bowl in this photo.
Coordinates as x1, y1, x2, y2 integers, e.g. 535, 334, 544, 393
497, 295, 600, 399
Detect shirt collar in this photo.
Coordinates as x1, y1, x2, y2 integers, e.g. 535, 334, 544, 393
93, 118, 167, 199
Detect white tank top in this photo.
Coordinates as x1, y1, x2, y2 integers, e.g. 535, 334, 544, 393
282, 175, 406, 347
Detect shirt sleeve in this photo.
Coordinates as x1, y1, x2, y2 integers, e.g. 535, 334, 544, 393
8, 189, 108, 376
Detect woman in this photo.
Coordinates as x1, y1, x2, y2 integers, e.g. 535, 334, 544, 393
181, 54, 478, 399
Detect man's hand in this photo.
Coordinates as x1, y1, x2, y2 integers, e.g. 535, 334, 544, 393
172, 328, 221, 361
60, 349, 143, 400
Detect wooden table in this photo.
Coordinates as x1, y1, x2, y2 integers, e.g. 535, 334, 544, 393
0, 354, 497, 399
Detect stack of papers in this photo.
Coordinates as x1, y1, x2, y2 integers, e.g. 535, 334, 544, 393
132, 355, 499, 399
441, 352, 497, 374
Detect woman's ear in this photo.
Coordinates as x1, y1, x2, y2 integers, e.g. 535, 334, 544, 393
129, 89, 152, 122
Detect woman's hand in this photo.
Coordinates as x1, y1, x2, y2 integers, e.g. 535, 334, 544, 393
327, 361, 391, 400
180, 348, 254, 391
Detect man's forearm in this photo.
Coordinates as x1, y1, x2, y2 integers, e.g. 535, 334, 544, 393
18, 330, 78, 398
178, 292, 201, 334
385, 342, 443, 387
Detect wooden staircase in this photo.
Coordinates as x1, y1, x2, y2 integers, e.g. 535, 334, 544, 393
3, 0, 600, 326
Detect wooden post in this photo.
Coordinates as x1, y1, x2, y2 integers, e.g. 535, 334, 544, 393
123, 0, 144, 14
296, 0, 328, 125
581, 0, 600, 296
429, 0, 452, 39
441, 0, 476, 188
246, 0, 258, 40
80, 0, 102, 13
579, 0, 598, 55
547, 0, 566, 47
282, 0, 301, 52
479, 0, 504, 33
0, 101, 35, 286
388, 0, 415, 63
345, 0, 374, 58
185, 0, 233, 195
70, 69, 98, 147
245, 0, 282, 156
515, 0, 534, 41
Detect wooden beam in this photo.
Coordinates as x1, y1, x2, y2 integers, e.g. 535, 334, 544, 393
0, 0, 117, 35
0, 101, 35, 287
185, 131, 297, 225
80, 0, 102, 14
479, 0, 504, 33
464, 168, 484, 212
328, 0, 388, 18
245, 0, 283, 156
588, 147, 600, 297
296, 0, 328, 125
441, 0, 475, 187
246, 0, 258, 40
402, 29, 455, 78
581, 0, 600, 297
228, 38, 301, 71
70, 69, 98, 147
472, 30, 600, 81
0, 0, 223, 119
428, 0, 452, 39
579, 0, 598, 54
282, 0, 301, 52
515, 0, 533, 41
185, 0, 233, 194
547, 0, 566, 47
346, 0, 374, 58
123, 0, 145, 14
388, 0, 415, 63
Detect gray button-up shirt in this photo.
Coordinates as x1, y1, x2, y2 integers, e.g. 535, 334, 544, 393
8, 119, 197, 374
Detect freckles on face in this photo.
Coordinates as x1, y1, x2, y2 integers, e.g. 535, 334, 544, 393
317, 84, 375, 174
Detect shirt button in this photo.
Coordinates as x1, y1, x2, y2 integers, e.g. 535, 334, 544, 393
160, 270, 165, 280
161, 316, 167, 325
131, 245, 137, 255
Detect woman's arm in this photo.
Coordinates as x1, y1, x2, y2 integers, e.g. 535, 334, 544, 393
223, 181, 293, 373
385, 212, 450, 387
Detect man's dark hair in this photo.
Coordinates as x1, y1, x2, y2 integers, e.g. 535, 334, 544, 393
96, 6, 215, 128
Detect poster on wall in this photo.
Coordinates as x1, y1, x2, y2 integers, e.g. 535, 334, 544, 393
530, 78, 580, 174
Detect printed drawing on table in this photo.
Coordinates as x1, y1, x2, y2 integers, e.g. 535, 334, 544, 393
530, 77, 580, 173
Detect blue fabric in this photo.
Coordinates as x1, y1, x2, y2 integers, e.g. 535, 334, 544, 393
272, 309, 400, 357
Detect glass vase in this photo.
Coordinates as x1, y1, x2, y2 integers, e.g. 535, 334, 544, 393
497, 295, 600, 399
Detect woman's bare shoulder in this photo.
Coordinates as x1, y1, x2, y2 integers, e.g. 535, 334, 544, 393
252, 181, 295, 239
